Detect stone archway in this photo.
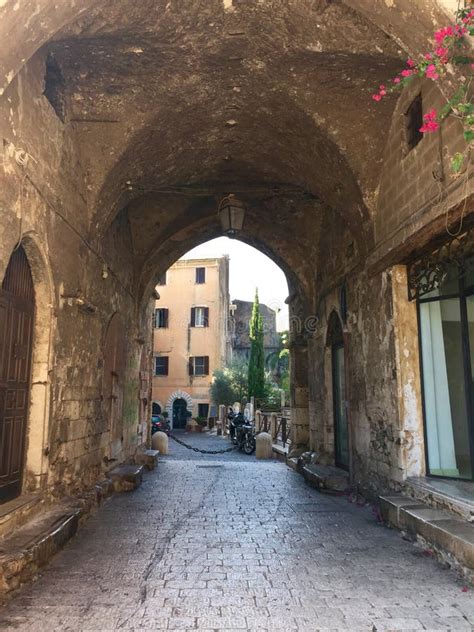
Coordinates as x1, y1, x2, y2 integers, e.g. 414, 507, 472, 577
20, 235, 55, 496
167, 390, 193, 429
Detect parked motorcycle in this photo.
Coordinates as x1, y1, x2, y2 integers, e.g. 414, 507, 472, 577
151, 414, 170, 435
228, 412, 256, 454
228, 411, 244, 444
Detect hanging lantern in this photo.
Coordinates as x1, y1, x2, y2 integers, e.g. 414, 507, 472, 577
217, 194, 246, 238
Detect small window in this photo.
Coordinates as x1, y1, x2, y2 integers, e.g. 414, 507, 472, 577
406, 94, 423, 151
198, 403, 209, 418
189, 356, 209, 376
157, 271, 167, 286
191, 306, 209, 328
154, 308, 169, 328
155, 356, 169, 376
195, 267, 206, 284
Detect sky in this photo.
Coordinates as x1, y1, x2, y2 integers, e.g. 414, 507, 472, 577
182, 237, 289, 331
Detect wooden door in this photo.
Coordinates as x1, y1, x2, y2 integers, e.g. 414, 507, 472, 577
102, 313, 125, 440
0, 248, 35, 503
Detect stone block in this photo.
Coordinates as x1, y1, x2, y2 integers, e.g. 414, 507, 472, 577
135, 449, 159, 470
379, 495, 425, 529
152, 431, 168, 455
108, 464, 145, 492
401, 506, 474, 569
302, 464, 349, 493
256, 433, 272, 460
378, 493, 474, 573
0, 503, 82, 593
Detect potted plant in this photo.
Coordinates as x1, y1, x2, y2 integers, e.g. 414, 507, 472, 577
195, 416, 207, 432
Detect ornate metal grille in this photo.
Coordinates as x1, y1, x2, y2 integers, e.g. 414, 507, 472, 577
407, 226, 474, 300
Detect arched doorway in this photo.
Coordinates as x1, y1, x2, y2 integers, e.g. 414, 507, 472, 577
326, 310, 349, 471
172, 398, 188, 430
0, 247, 35, 502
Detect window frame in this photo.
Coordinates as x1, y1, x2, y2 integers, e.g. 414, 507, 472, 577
157, 271, 167, 286
417, 271, 474, 481
195, 267, 206, 284
405, 93, 423, 152
154, 356, 169, 376
189, 355, 210, 376
154, 307, 169, 329
190, 306, 209, 328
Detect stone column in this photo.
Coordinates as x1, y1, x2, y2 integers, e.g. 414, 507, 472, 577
288, 337, 310, 457
391, 265, 425, 481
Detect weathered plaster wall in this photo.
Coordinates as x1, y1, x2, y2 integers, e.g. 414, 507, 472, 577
0, 53, 146, 500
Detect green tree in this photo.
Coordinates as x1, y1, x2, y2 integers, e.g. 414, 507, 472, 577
210, 361, 248, 406
248, 289, 266, 401
265, 330, 290, 403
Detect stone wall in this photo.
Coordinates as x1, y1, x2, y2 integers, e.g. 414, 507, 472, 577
0, 52, 147, 501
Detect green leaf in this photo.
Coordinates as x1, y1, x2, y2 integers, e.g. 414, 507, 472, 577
451, 152, 464, 173
452, 56, 471, 65
463, 130, 474, 142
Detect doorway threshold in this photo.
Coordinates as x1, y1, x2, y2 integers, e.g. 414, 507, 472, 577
405, 476, 474, 522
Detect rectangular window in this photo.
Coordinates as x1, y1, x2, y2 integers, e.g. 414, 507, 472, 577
190, 306, 209, 327
406, 94, 423, 151
154, 308, 169, 328
189, 356, 209, 376
198, 403, 209, 418
157, 271, 167, 286
195, 267, 206, 284
417, 260, 474, 480
155, 356, 169, 376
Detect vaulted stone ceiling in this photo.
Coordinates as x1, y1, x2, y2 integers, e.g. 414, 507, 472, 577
0, 0, 453, 298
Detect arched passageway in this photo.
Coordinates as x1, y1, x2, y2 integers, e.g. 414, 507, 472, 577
0, 0, 472, 519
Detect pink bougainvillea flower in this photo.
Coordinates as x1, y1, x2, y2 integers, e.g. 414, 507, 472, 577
379, 84, 385, 90
435, 46, 449, 60
425, 53, 433, 60
401, 69, 413, 77
393, 77, 401, 84
425, 64, 439, 80
420, 109, 439, 133
372, 94, 382, 101
407, 59, 416, 67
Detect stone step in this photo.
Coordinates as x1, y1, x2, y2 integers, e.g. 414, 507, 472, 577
135, 449, 159, 471
0, 503, 82, 594
108, 464, 145, 492
405, 476, 474, 522
302, 464, 349, 493
0, 493, 45, 539
379, 494, 474, 577
272, 443, 288, 462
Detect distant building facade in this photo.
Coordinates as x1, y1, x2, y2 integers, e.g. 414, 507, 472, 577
230, 299, 280, 366
152, 257, 230, 429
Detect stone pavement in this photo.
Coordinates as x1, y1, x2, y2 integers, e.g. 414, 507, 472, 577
0, 432, 472, 631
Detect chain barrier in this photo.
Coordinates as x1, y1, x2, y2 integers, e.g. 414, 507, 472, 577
169, 433, 238, 454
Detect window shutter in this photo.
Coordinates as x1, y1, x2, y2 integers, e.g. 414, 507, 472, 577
204, 307, 209, 327
204, 356, 209, 375
191, 307, 196, 327
163, 308, 169, 328
164, 357, 169, 375
188, 358, 194, 376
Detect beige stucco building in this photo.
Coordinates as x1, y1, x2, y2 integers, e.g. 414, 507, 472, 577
152, 257, 230, 428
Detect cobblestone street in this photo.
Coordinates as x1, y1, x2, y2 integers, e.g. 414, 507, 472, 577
0, 433, 472, 631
